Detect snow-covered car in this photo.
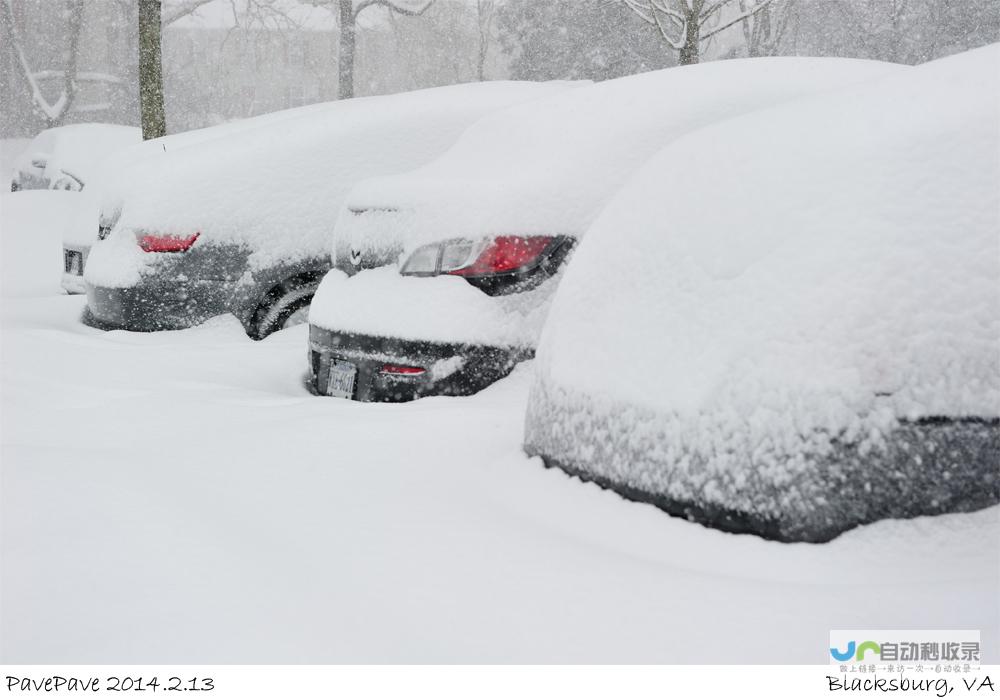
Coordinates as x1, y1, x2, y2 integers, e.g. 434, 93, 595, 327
82, 81, 576, 339
10, 123, 140, 193
523, 44, 1000, 543
61, 100, 372, 295
307, 56, 905, 401
6, 123, 140, 294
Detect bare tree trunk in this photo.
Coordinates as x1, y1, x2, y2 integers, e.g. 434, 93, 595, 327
60, 0, 83, 123
476, 0, 491, 81
338, 0, 355, 100
138, 0, 166, 139
679, 4, 700, 64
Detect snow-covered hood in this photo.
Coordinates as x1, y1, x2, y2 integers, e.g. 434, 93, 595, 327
336, 57, 907, 269
84, 81, 579, 286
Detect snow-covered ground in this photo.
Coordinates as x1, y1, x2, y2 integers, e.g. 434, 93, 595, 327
1, 172, 997, 663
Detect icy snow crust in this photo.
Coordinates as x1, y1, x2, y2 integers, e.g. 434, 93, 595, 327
84, 81, 577, 288
524, 45, 1000, 542
334, 57, 905, 268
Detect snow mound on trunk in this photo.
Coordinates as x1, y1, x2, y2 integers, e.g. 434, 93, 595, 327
524, 45, 1000, 542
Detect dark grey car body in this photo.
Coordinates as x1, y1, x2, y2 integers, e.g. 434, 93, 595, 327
85, 232, 327, 338
524, 387, 1000, 543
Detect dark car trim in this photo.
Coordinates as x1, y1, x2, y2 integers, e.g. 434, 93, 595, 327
86, 279, 237, 331
308, 326, 531, 401
525, 415, 1000, 543
84, 237, 331, 336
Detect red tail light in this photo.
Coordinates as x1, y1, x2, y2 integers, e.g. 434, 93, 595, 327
381, 364, 425, 375
447, 236, 553, 277
138, 232, 200, 253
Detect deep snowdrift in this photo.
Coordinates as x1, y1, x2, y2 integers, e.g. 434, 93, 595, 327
524, 45, 1000, 542
84, 81, 577, 287
334, 57, 904, 269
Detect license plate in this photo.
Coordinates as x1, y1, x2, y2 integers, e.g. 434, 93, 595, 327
64, 250, 82, 275
326, 360, 357, 399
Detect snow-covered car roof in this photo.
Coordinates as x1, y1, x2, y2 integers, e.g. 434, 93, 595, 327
336, 56, 906, 265
91, 81, 579, 278
64, 98, 379, 247
12, 123, 140, 190
524, 44, 1000, 541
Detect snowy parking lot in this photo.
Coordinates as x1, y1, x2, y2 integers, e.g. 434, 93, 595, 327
2, 180, 997, 664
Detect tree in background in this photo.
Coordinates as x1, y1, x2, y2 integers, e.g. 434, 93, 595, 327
621, 0, 775, 64
330, 0, 433, 99
2, 0, 85, 128
475, 0, 495, 81
782, 0, 1000, 65
383, 0, 483, 89
138, 0, 167, 139
138, 0, 298, 138
497, 0, 676, 82
739, 0, 795, 56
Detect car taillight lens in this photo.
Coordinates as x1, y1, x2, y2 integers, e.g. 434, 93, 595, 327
400, 236, 553, 278
381, 363, 425, 375
137, 232, 200, 253
447, 236, 552, 277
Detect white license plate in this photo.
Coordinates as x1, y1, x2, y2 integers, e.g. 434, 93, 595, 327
326, 360, 357, 399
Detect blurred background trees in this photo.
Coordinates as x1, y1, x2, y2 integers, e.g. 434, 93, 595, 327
1, 0, 997, 138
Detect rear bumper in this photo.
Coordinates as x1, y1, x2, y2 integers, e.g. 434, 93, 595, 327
61, 272, 86, 295
308, 325, 530, 402
85, 279, 235, 331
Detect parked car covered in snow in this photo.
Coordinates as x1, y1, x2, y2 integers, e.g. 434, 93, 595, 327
307, 56, 905, 401
9, 123, 140, 193
523, 44, 1000, 543
61, 100, 376, 295
5, 123, 141, 294
83, 81, 576, 338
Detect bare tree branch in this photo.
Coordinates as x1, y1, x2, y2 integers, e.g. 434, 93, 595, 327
353, 0, 432, 19
2, 0, 84, 126
162, 0, 216, 26
700, 0, 772, 40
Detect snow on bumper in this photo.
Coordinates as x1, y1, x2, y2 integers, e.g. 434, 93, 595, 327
308, 266, 553, 349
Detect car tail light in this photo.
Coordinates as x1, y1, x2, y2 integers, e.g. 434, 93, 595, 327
400, 236, 553, 278
447, 236, 552, 277
380, 363, 425, 375
137, 232, 200, 253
